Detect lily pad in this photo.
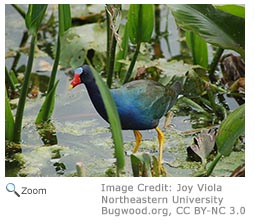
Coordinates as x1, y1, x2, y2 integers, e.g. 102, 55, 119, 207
60, 23, 107, 68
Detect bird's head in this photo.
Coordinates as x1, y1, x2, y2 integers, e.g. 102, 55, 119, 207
68, 65, 92, 89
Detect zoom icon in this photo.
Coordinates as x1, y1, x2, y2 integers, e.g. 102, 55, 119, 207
6, 183, 20, 197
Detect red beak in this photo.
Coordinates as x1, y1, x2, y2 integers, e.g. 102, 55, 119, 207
69, 74, 81, 90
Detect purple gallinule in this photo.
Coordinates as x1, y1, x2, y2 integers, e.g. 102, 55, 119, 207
69, 64, 181, 171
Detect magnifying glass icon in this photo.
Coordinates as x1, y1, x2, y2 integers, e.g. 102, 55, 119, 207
6, 183, 20, 197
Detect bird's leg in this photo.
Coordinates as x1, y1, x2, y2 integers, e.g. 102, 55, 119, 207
155, 127, 164, 172
132, 130, 142, 153
163, 111, 173, 129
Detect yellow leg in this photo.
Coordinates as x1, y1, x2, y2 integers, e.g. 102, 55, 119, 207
132, 130, 142, 153
155, 127, 164, 170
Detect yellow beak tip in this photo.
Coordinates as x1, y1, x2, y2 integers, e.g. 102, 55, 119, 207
68, 84, 73, 90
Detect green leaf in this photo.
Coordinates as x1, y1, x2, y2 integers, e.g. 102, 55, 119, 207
216, 104, 245, 156
90, 67, 125, 173
124, 4, 154, 83
115, 22, 129, 77
9, 70, 19, 86
5, 66, 19, 91
58, 4, 71, 36
215, 4, 245, 18
36, 5, 70, 125
186, 31, 208, 68
178, 97, 206, 113
5, 88, 15, 141
131, 153, 151, 177
128, 4, 154, 44
35, 80, 59, 124
25, 4, 48, 35
169, 4, 245, 57
13, 35, 37, 143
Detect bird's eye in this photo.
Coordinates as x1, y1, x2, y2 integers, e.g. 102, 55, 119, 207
74, 67, 83, 74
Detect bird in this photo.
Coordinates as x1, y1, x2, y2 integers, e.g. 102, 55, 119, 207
69, 64, 181, 173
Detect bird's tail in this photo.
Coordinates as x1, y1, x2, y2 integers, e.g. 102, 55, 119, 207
168, 81, 182, 95
165, 80, 182, 111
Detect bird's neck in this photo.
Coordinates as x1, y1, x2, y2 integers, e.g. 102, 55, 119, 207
84, 78, 108, 122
